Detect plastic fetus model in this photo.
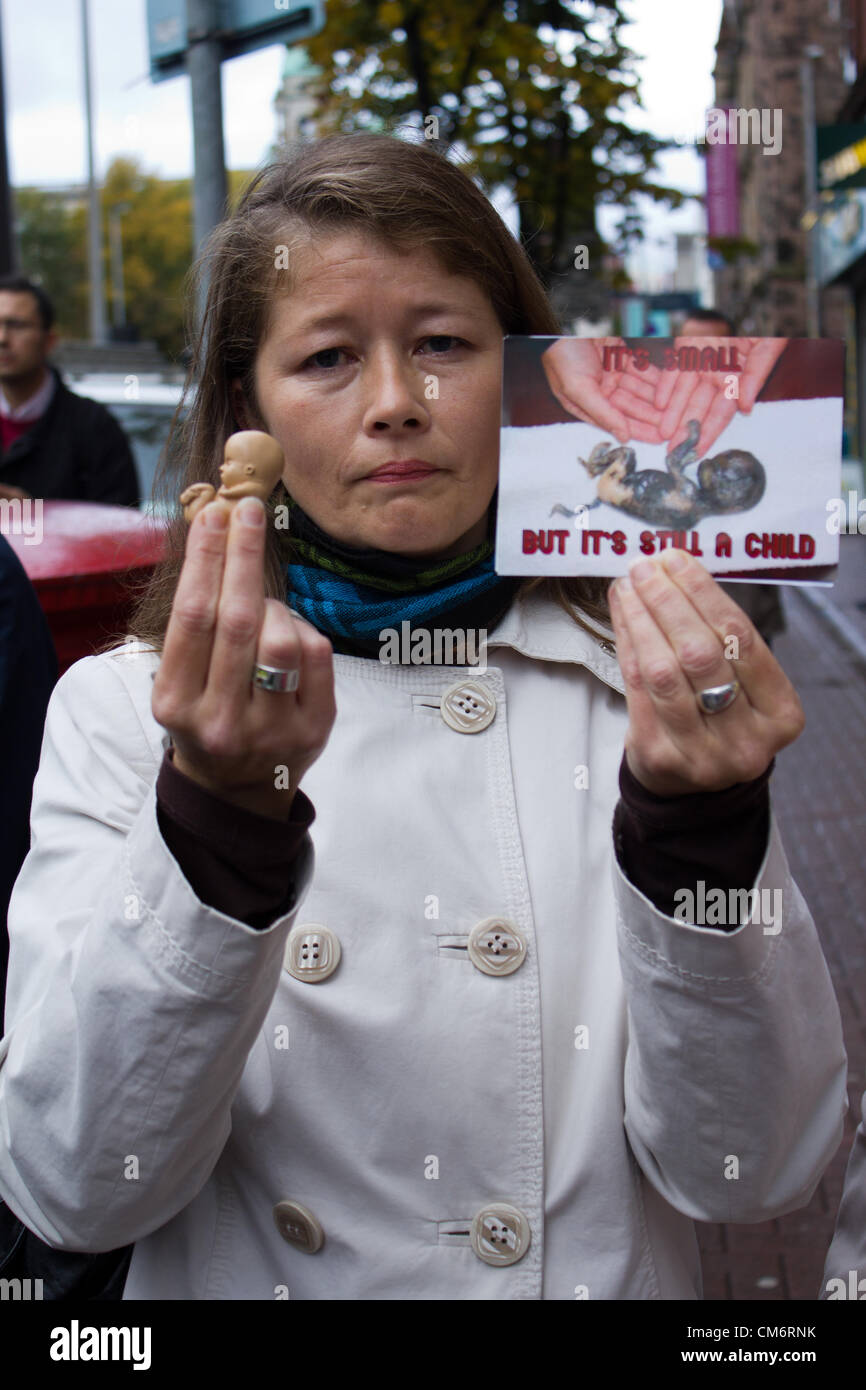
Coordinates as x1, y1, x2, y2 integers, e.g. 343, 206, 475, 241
180, 431, 285, 524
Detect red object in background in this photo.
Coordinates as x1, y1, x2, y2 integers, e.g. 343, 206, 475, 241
4, 501, 167, 674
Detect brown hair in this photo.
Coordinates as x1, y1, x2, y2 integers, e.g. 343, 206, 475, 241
122, 133, 614, 654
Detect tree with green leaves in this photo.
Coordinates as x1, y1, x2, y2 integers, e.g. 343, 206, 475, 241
14, 188, 88, 338
15, 161, 257, 358
100, 157, 194, 356
303, 0, 685, 322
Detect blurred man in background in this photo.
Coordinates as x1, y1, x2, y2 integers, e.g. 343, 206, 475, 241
0, 533, 56, 1022
0, 274, 139, 508
680, 307, 787, 649
0, 538, 133, 1300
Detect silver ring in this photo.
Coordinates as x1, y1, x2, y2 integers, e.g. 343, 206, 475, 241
697, 680, 740, 715
251, 663, 300, 693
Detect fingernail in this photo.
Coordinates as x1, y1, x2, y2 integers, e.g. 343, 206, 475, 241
238, 497, 265, 526
662, 548, 689, 573
629, 559, 656, 583
203, 504, 226, 529
615, 576, 632, 594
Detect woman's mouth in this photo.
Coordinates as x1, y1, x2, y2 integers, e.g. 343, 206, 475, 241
365, 460, 440, 483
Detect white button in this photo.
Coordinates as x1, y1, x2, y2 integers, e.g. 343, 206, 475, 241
467, 917, 527, 976
273, 1200, 324, 1253
284, 924, 341, 983
470, 1203, 531, 1267
440, 679, 496, 733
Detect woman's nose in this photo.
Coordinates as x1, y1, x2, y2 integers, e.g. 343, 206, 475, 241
362, 350, 430, 431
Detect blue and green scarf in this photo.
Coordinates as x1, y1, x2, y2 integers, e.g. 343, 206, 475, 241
282, 490, 521, 659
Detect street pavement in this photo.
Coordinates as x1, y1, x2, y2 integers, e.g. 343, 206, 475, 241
696, 533, 866, 1299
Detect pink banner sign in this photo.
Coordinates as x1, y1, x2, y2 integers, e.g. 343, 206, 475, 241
705, 106, 741, 238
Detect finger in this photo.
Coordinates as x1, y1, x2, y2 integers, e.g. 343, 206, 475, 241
628, 554, 745, 710
618, 367, 657, 401
739, 338, 787, 412
561, 380, 632, 440
156, 503, 229, 708
543, 339, 633, 440
633, 360, 663, 388
252, 600, 334, 715
660, 371, 700, 439
206, 497, 269, 709
667, 381, 715, 452
291, 611, 336, 719
609, 567, 707, 740
607, 580, 665, 754
654, 365, 680, 413
623, 418, 665, 444
598, 336, 626, 397
251, 598, 304, 701
654, 549, 799, 725
695, 393, 739, 457
542, 338, 598, 388
609, 383, 664, 425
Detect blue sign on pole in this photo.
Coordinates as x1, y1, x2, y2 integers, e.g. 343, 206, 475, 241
146, 0, 326, 81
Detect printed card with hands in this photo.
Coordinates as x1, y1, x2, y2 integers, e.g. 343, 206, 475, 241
495, 336, 844, 583
540, 336, 789, 456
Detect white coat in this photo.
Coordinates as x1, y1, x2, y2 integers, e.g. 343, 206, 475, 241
822, 1091, 866, 1298
0, 588, 848, 1300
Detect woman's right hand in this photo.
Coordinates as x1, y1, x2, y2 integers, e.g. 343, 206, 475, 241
152, 495, 336, 820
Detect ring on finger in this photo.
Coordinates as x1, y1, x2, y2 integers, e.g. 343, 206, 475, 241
697, 680, 740, 715
251, 663, 299, 694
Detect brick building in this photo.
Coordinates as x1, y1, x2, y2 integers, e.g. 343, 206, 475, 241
708, 0, 866, 452
712, 0, 849, 328
828, 1, 866, 456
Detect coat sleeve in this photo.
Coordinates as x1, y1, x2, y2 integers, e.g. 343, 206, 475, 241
612, 810, 847, 1223
821, 1091, 866, 1296
0, 652, 314, 1252
78, 402, 141, 507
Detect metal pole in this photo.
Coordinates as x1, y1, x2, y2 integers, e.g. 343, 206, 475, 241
108, 207, 126, 330
0, 1, 17, 273
186, 0, 228, 334
81, 0, 107, 344
801, 47, 822, 338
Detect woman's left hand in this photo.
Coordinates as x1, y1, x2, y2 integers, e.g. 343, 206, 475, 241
607, 549, 805, 796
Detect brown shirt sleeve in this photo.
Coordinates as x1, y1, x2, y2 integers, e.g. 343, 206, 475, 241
155, 746, 315, 931
612, 752, 774, 929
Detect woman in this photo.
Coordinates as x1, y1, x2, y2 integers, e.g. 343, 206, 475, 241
0, 135, 847, 1300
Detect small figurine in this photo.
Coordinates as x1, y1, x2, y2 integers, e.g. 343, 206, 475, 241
180, 430, 285, 524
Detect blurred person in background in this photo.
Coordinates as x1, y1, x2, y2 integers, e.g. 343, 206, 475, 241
0, 534, 133, 1298
678, 308, 787, 650
0, 275, 139, 508
0, 534, 56, 1021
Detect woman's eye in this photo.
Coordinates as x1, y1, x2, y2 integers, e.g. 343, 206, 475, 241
422, 336, 463, 354
305, 347, 348, 369
301, 338, 463, 369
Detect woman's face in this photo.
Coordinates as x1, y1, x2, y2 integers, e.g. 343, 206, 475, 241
232, 230, 505, 558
